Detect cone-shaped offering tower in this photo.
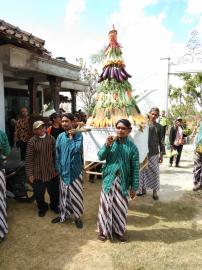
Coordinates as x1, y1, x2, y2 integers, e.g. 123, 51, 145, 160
87, 26, 146, 128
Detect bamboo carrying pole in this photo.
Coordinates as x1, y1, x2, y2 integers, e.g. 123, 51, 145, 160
69, 128, 91, 134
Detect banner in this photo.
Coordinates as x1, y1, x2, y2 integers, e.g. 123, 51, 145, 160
83, 126, 149, 163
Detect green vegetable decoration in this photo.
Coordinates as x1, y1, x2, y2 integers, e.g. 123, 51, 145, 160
87, 26, 146, 128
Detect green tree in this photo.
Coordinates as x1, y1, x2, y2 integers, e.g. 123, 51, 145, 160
169, 73, 202, 118
179, 73, 202, 107
90, 47, 105, 64
76, 58, 99, 114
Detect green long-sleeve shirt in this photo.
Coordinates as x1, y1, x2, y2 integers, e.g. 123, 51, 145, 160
98, 137, 139, 196
0, 130, 11, 166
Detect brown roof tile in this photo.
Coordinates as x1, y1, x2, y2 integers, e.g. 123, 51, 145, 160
0, 19, 51, 57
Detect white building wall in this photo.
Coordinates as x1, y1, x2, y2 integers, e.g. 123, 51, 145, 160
134, 59, 170, 115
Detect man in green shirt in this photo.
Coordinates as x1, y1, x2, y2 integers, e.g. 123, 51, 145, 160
159, 110, 168, 140
97, 119, 139, 242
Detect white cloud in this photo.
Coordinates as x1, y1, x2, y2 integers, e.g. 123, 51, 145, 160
55, 0, 105, 64
107, 1, 172, 84
181, 15, 194, 24
97, 0, 175, 111
185, 0, 202, 15
33, 0, 202, 112
195, 16, 202, 35
181, 0, 202, 25
10, 0, 194, 112
13, 0, 173, 79
64, 0, 85, 31
19, 0, 104, 64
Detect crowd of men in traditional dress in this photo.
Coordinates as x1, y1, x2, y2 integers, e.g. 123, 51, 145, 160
0, 106, 202, 243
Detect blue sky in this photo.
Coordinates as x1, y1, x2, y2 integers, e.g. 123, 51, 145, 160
145, 0, 198, 42
0, 0, 67, 30
1, 0, 200, 42
0, 0, 201, 50
1, 0, 202, 97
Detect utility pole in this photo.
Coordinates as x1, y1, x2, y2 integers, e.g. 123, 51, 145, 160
160, 57, 171, 116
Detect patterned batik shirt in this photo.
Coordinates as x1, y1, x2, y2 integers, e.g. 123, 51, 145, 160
25, 134, 56, 181
56, 132, 83, 185
15, 117, 31, 142
98, 137, 139, 196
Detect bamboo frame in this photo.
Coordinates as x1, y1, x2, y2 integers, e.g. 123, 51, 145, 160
84, 156, 148, 178
84, 161, 103, 177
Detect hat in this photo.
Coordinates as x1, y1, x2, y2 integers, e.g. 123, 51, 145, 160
176, 116, 182, 121
33, 120, 45, 130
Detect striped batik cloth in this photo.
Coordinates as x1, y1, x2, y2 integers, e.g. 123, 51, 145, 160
59, 175, 83, 222
0, 170, 8, 239
97, 176, 129, 239
138, 154, 160, 193
193, 152, 202, 186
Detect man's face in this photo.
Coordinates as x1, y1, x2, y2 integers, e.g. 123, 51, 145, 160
53, 116, 61, 125
72, 117, 79, 129
116, 122, 131, 138
21, 108, 28, 117
162, 111, 165, 117
34, 126, 46, 137
61, 116, 73, 131
149, 111, 159, 121
176, 120, 182, 126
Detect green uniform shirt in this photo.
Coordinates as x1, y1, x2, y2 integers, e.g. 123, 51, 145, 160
0, 130, 11, 162
160, 116, 167, 127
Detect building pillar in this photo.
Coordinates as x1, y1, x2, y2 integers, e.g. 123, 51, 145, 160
27, 78, 38, 114
70, 90, 77, 113
0, 62, 5, 131
48, 76, 61, 112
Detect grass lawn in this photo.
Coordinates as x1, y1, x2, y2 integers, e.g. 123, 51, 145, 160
1, 177, 202, 270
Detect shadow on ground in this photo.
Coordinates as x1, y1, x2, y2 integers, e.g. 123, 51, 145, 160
127, 227, 202, 243
161, 169, 193, 174
129, 193, 197, 224
0, 172, 202, 269
0, 176, 102, 270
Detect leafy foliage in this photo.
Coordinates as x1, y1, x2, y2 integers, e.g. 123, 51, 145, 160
169, 73, 202, 119
76, 58, 99, 114
90, 47, 105, 64
179, 73, 202, 107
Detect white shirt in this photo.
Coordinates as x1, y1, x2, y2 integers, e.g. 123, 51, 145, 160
174, 127, 183, 146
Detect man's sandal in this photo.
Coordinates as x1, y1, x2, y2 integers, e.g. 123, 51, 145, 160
98, 234, 107, 242
114, 233, 127, 242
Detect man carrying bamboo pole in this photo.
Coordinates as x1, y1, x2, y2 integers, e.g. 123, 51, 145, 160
51, 113, 84, 229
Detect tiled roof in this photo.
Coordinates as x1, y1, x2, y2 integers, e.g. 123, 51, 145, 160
0, 20, 51, 56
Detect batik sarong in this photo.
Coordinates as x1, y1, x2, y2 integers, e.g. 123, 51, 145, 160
0, 170, 8, 239
193, 152, 202, 187
138, 154, 160, 193
59, 174, 83, 222
97, 176, 129, 239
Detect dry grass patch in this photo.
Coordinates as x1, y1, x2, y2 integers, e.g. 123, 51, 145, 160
1, 179, 202, 270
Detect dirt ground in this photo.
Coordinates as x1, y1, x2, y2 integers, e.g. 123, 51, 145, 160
1, 147, 202, 270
